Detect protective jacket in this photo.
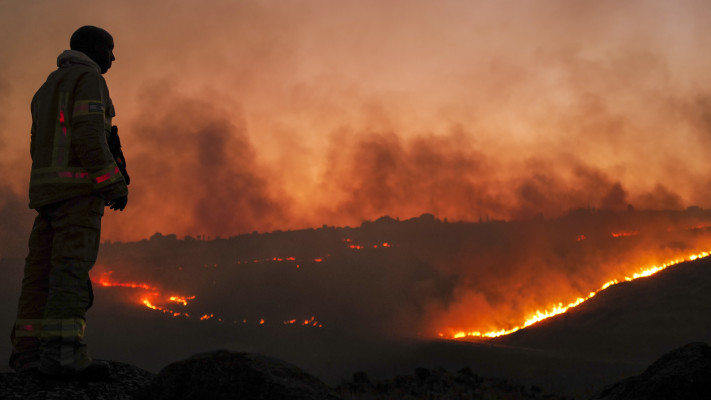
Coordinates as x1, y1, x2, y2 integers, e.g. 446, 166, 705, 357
29, 50, 127, 209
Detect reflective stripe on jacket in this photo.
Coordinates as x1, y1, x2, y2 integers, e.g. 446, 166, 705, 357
29, 50, 127, 209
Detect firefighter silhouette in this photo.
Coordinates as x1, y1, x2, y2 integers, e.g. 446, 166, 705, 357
10, 26, 129, 379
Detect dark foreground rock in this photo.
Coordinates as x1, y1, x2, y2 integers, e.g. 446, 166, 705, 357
0, 351, 340, 400
595, 342, 711, 400
0, 360, 154, 400
0, 349, 570, 400
136, 350, 342, 400
336, 367, 569, 400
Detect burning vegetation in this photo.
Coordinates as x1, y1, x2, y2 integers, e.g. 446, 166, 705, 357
94, 208, 711, 340
92, 270, 324, 328
440, 249, 711, 339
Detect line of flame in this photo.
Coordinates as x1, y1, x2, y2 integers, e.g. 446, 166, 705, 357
142, 298, 190, 317
445, 250, 711, 339
98, 271, 325, 327
95, 271, 157, 291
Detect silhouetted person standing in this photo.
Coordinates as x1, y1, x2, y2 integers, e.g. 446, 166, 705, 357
10, 26, 129, 379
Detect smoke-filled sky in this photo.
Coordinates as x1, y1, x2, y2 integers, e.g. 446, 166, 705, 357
2, 0, 711, 248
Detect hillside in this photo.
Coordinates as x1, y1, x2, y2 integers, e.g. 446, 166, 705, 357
496, 253, 711, 363
2, 209, 711, 398
91, 208, 711, 339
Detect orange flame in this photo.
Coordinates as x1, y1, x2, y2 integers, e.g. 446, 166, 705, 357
93, 270, 196, 317
442, 250, 711, 339
94, 271, 156, 291
95, 267, 327, 328
141, 298, 189, 318
168, 295, 196, 306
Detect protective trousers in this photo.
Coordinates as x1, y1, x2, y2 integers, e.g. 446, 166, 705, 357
10, 194, 104, 375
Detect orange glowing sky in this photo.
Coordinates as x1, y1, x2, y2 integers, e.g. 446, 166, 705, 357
2, 0, 711, 246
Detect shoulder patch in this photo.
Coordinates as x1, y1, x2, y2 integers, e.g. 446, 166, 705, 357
73, 100, 104, 117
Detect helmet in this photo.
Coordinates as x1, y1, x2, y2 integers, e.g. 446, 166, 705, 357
70, 26, 115, 74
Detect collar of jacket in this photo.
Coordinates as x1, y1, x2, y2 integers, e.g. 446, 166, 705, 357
56, 50, 101, 74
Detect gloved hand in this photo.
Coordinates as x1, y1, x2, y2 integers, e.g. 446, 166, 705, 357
107, 195, 128, 211
109, 125, 130, 185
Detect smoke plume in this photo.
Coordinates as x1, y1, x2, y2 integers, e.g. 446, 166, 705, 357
112, 82, 288, 239
1, 0, 711, 243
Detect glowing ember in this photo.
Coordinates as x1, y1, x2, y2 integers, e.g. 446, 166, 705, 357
236, 254, 337, 265
233, 239, 392, 267
442, 250, 711, 339
302, 316, 322, 327
344, 238, 392, 250
283, 318, 323, 328
611, 231, 639, 238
